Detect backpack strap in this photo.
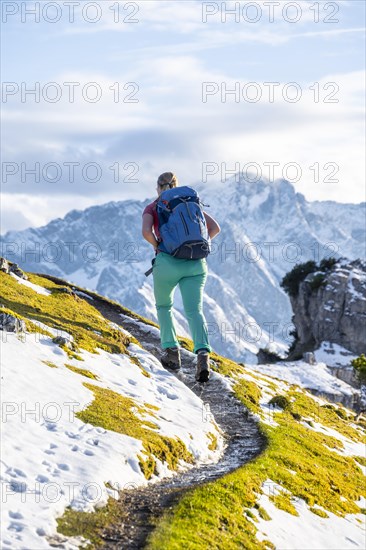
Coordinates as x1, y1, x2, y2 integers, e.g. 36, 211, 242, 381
144, 256, 156, 277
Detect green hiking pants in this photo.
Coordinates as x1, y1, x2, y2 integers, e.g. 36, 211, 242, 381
152, 251, 212, 354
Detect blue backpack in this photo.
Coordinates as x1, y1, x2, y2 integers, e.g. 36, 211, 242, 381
156, 186, 211, 259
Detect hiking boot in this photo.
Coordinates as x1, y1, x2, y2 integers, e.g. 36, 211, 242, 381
195, 349, 210, 383
161, 347, 181, 371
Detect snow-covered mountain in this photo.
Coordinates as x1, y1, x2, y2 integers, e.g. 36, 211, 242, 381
1, 175, 364, 362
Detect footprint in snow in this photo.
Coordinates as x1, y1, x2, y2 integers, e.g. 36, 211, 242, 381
8, 521, 25, 532
57, 463, 70, 471
95, 427, 107, 434
65, 431, 81, 440
45, 442, 58, 454
86, 438, 99, 446
36, 474, 49, 483
84, 449, 94, 456
157, 387, 179, 400
8, 481, 27, 493
7, 467, 27, 478
44, 422, 57, 432
8, 511, 24, 520
41, 461, 58, 476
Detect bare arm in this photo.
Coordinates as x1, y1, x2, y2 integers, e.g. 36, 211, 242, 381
203, 211, 221, 239
142, 213, 159, 250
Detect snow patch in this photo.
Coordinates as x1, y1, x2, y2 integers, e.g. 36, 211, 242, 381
9, 272, 52, 296
1, 326, 223, 549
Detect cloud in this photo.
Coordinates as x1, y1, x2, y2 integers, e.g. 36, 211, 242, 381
1, 0, 364, 233
1, 59, 364, 208
0, 193, 108, 235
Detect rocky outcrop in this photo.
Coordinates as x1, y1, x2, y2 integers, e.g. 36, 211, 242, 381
0, 312, 26, 333
0, 257, 28, 279
288, 258, 366, 359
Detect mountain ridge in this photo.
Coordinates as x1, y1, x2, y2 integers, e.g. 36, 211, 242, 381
1, 175, 364, 362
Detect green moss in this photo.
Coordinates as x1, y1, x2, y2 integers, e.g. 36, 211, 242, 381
353, 455, 366, 466
138, 452, 157, 479
75, 383, 194, 480
178, 336, 194, 353
42, 360, 58, 369
321, 403, 350, 421
269, 491, 299, 516
245, 509, 258, 521
0, 306, 53, 338
144, 402, 160, 412
233, 378, 262, 415
288, 390, 366, 444
0, 271, 133, 358
210, 352, 246, 379
64, 363, 99, 380
147, 471, 266, 550
254, 504, 271, 521
147, 362, 366, 550
268, 395, 292, 411
128, 353, 151, 378
207, 432, 218, 451
57, 494, 123, 548
38, 273, 159, 331
309, 506, 329, 518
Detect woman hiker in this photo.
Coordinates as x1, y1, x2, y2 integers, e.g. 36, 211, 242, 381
141, 172, 221, 382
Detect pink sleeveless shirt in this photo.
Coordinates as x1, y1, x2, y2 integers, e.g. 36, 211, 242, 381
142, 198, 161, 241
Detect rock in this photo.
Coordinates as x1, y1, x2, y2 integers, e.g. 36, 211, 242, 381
327, 365, 359, 388
0, 257, 9, 273
52, 336, 73, 349
257, 348, 282, 364
303, 352, 316, 365
0, 313, 26, 333
308, 386, 360, 411
288, 258, 366, 358
9, 262, 28, 280
359, 384, 366, 410
57, 286, 76, 296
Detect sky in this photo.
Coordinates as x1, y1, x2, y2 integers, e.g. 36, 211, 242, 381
1, 0, 365, 233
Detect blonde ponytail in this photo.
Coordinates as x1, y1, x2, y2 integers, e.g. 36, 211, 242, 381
157, 172, 178, 191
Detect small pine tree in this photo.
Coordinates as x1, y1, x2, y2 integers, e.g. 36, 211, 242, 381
280, 261, 316, 298
309, 273, 326, 292
319, 257, 338, 271
280, 257, 339, 298
351, 354, 366, 385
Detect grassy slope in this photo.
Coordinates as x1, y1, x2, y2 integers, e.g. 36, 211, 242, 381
2, 268, 365, 549
147, 357, 366, 550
